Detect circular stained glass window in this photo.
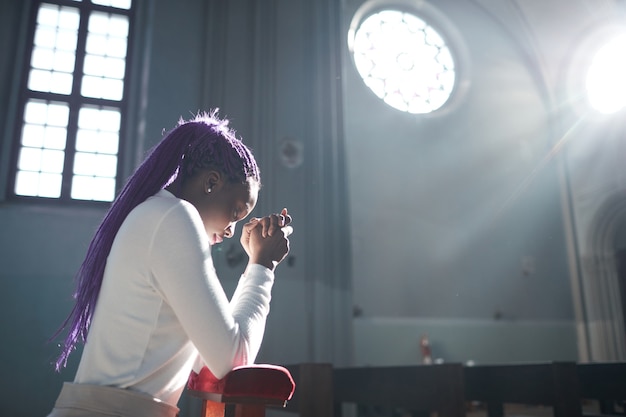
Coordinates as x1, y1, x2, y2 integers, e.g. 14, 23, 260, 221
350, 9, 456, 114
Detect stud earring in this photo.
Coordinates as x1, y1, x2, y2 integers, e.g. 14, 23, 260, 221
207, 187, 212, 193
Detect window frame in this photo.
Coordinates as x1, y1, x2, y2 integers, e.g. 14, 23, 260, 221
7, 0, 136, 206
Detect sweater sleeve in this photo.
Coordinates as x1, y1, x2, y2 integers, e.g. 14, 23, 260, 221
148, 201, 274, 379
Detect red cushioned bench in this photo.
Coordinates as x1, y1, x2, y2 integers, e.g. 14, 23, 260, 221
187, 364, 296, 417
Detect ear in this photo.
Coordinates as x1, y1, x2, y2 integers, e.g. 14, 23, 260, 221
202, 170, 223, 194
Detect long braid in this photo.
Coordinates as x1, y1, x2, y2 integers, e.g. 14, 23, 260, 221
53, 110, 260, 370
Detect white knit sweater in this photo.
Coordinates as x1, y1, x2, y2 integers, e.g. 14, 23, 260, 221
74, 190, 274, 406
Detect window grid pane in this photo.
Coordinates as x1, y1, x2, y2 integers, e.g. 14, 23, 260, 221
81, 12, 129, 100
71, 175, 116, 201
70, 106, 121, 201
28, 3, 79, 95
15, 100, 70, 198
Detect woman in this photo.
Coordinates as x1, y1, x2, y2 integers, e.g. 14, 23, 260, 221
47, 111, 292, 417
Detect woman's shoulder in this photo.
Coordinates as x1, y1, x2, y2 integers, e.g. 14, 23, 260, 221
132, 189, 196, 220
126, 189, 201, 233
124, 189, 206, 248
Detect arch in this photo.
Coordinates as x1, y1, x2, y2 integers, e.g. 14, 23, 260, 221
584, 191, 626, 360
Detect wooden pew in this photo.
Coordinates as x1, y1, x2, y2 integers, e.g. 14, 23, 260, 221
283, 363, 335, 417
185, 361, 626, 417
577, 362, 626, 416
464, 362, 581, 417
330, 364, 465, 417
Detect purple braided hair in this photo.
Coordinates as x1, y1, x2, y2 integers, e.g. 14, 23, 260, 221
53, 110, 260, 371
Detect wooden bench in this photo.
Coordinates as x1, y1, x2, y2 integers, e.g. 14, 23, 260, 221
464, 362, 581, 417
283, 363, 335, 417
330, 364, 465, 417
578, 362, 626, 416
187, 361, 626, 417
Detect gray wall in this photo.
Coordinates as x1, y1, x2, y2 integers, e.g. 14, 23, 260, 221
342, 0, 595, 365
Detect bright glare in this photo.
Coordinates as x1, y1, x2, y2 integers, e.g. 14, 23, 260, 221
92, 0, 132, 10
351, 10, 456, 114
586, 34, 626, 114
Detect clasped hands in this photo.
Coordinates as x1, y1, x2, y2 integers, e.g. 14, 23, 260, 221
241, 208, 292, 271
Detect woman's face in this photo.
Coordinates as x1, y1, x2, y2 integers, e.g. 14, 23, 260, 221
200, 177, 259, 245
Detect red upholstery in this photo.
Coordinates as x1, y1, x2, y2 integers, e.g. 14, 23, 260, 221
188, 365, 295, 402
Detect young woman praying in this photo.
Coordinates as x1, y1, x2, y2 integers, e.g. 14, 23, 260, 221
47, 111, 292, 417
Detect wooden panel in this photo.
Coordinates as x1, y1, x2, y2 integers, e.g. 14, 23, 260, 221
203, 401, 226, 417
578, 362, 626, 400
284, 363, 334, 417
333, 364, 465, 417
464, 362, 581, 417
233, 404, 266, 417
